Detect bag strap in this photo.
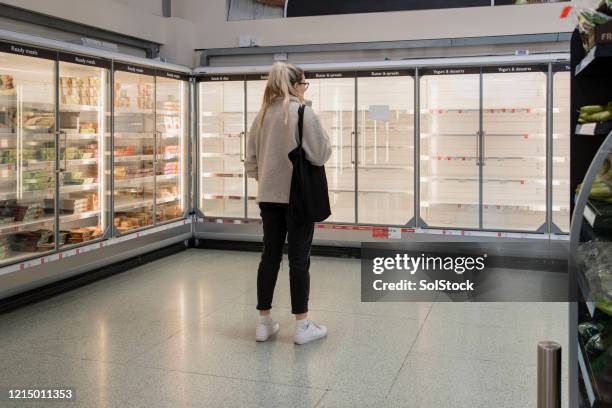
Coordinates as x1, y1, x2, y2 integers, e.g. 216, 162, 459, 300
297, 104, 305, 148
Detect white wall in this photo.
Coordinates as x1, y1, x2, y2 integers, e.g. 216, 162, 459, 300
3, 0, 577, 66
3, 0, 196, 66
175, 0, 576, 49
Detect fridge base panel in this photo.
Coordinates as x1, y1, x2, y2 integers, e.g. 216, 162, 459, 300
0, 220, 192, 302
193, 219, 569, 260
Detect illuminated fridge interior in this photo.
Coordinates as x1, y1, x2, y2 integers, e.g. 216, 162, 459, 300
199, 77, 246, 219
0, 51, 57, 264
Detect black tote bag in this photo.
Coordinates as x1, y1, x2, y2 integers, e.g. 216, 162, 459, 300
288, 105, 331, 223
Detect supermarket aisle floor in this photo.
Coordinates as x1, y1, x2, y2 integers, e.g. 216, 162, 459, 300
0, 249, 568, 408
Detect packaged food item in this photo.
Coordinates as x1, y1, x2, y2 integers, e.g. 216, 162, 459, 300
79, 122, 98, 134
0, 236, 10, 259
60, 76, 100, 106
577, 7, 612, 51
0, 75, 16, 96
11, 229, 53, 252
23, 116, 54, 131
579, 322, 606, 340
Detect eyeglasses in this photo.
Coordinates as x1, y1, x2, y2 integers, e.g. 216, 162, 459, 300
297, 81, 310, 89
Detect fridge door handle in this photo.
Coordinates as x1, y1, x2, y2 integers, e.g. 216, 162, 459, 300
351, 130, 355, 165
240, 131, 245, 163
153, 131, 161, 164
476, 130, 481, 166
481, 131, 486, 166
57, 130, 67, 172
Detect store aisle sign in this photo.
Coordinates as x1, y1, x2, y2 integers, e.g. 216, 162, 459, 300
0, 41, 56, 60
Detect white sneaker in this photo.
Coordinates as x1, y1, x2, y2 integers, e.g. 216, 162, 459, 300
294, 320, 328, 345
255, 318, 279, 342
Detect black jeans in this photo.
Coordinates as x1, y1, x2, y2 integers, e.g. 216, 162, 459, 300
257, 202, 314, 315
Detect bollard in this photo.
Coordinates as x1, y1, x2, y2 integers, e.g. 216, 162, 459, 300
537, 341, 562, 408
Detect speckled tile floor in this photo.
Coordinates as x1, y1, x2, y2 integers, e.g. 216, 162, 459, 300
0, 249, 569, 407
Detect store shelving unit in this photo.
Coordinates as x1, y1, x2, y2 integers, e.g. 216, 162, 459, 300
0, 32, 193, 303
569, 28, 612, 408
112, 64, 189, 234
195, 60, 571, 235
356, 70, 415, 226
198, 74, 247, 219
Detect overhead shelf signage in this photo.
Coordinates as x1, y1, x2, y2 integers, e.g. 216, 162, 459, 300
199, 74, 246, 82
305, 71, 355, 79
357, 69, 414, 77
0, 41, 56, 60
553, 63, 571, 73
420, 67, 480, 76
156, 69, 190, 82
59, 52, 111, 69
246, 73, 269, 81
483, 65, 547, 74
114, 62, 155, 76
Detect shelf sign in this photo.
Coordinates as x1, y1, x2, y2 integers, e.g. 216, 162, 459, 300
483, 65, 547, 74
552, 63, 571, 73
156, 69, 190, 82
199, 74, 245, 82
59, 52, 111, 69
305, 71, 355, 79
246, 73, 269, 81
0, 41, 56, 60
368, 105, 390, 121
372, 227, 389, 239
114, 62, 156, 76
420, 67, 480, 76
357, 69, 414, 78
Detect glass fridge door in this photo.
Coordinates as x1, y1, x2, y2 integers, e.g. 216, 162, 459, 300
113, 64, 156, 233
0, 46, 56, 264
419, 68, 480, 229
155, 72, 189, 223
57, 54, 110, 247
357, 71, 414, 225
482, 66, 547, 231
306, 73, 355, 223
245, 75, 267, 219
553, 64, 571, 233
199, 76, 246, 218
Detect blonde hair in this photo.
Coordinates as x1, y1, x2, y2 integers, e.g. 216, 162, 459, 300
259, 62, 304, 126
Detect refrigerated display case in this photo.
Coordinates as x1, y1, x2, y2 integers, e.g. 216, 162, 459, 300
198, 75, 246, 219
419, 67, 481, 229
552, 63, 571, 233
572, 134, 612, 408
113, 63, 156, 233
0, 33, 193, 302
305, 72, 355, 223
482, 65, 548, 231
155, 70, 189, 224
246, 74, 267, 219
0, 43, 57, 265
356, 70, 414, 226
57, 53, 110, 247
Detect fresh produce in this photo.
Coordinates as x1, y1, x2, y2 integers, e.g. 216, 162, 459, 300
582, 105, 606, 114
575, 6, 612, 51
590, 111, 612, 122
579, 102, 612, 123
576, 156, 612, 201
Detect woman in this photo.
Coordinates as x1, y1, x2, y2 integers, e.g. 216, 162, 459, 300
245, 62, 332, 345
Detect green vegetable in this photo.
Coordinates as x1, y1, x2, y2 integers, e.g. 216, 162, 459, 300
581, 105, 605, 114
588, 111, 612, 122
579, 8, 612, 25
